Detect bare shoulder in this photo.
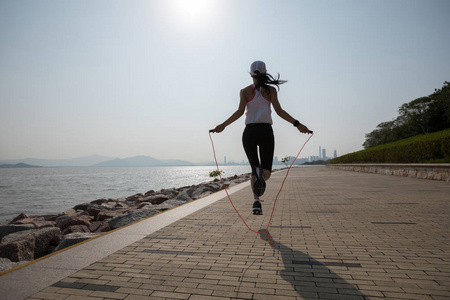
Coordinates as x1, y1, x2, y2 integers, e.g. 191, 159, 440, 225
241, 85, 254, 93
261, 86, 277, 102
241, 85, 255, 100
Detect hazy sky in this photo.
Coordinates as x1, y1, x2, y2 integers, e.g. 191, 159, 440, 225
1, 0, 449, 163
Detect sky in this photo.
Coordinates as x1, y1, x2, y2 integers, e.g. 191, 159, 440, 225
1, 0, 449, 164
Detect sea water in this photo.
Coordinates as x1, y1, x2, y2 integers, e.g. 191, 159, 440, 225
0, 165, 285, 223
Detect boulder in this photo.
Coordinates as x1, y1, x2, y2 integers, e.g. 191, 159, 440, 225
0, 224, 35, 242
90, 198, 108, 205
53, 232, 98, 252
86, 205, 102, 218
0, 235, 35, 262
62, 225, 90, 235
144, 190, 155, 196
147, 194, 170, 205
10, 214, 45, 225
56, 215, 92, 232
114, 202, 128, 209
175, 192, 192, 202
99, 199, 120, 209
97, 209, 129, 221
63, 208, 77, 216
89, 221, 111, 233
126, 194, 145, 202
9, 213, 28, 223
108, 209, 160, 230
191, 184, 221, 199
31, 220, 56, 229
154, 199, 186, 211
2, 227, 61, 259
73, 202, 90, 211
0, 257, 30, 273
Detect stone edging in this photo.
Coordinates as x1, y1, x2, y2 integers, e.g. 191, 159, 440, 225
327, 164, 450, 182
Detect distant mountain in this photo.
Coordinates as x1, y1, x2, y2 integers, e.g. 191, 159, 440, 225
92, 155, 193, 167
0, 163, 42, 168
0, 155, 117, 167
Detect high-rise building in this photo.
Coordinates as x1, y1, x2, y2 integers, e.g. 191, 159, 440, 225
224, 156, 227, 164
322, 149, 326, 159
334, 150, 337, 158
319, 146, 322, 159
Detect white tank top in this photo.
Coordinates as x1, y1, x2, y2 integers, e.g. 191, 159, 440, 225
245, 84, 273, 125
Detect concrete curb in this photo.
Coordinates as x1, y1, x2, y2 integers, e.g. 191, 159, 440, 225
327, 163, 450, 182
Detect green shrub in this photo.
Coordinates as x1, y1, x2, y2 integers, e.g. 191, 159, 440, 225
209, 170, 223, 182
330, 129, 450, 164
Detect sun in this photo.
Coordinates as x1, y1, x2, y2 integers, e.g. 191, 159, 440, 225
171, 0, 213, 23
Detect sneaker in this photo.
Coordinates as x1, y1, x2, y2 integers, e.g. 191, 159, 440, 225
253, 166, 266, 197
253, 200, 263, 215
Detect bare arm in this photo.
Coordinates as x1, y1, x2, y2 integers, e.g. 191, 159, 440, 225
211, 90, 247, 133
271, 89, 312, 134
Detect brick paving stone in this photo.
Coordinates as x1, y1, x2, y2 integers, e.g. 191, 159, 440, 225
20, 167, 450, 300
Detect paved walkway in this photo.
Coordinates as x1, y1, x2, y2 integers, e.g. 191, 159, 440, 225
1, 166, 449, 300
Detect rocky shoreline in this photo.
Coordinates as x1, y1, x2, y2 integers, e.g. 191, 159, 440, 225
0, 173, 251, 273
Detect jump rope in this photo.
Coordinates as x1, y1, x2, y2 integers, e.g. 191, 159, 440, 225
208, 131, 313, 245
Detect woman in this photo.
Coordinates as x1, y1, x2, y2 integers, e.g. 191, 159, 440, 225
211, 61, 312, 215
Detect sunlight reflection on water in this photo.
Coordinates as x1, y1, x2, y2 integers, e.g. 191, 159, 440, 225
0, 165, 279, 222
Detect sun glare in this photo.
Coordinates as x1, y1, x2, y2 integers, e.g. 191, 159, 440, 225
171, 0, 213, 23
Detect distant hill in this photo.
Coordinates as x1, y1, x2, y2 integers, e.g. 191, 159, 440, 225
0, 163, 42, 168
92, 155, 193, 167
0, 155, 117, 167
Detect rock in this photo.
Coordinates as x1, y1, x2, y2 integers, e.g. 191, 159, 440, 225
0, 224, 36, 242
175, 192, 192, 202
126, 194, 145, 202
86, 205, 102, 218
73, 202, 90, 211
108, 209, 160, 230
63, 208, 77, 216
53, 232, 98, 252
0, 235, 35, 262
33, 227, 61, 258
114, 202, 128, 209
160, 188, 177, 196
136, 202, 151, 209
10, 215, 45, 225
90, 198, 108, 205
190, 184, 221, 199
89, 221, 111, 233
2, 227, 61, 259
97, 209, 129, 221
31, 220, 56, 229
99, 199, 120, 209
9, 213, 28, 223
154, 199, 186, 210
147, 194, 170, 205
62, 225, 90, 235
56, 215, 92, 232
144, 190, 155, 196
0, 257, 30, 273
45, 214, 61, 222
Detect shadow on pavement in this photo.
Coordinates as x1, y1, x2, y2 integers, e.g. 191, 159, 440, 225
259, 230, 367, 300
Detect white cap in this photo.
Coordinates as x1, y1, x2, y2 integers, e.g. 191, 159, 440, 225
250, 61, 266, 75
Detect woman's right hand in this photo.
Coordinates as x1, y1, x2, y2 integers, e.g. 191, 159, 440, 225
210, 124, 225, 133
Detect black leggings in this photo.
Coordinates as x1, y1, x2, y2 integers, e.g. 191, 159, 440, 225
242, 123, 275, 175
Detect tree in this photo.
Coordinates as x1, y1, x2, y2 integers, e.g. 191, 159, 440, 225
363, 82, 450, 149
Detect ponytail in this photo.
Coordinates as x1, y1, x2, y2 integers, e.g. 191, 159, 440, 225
253, 71, 287, 94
